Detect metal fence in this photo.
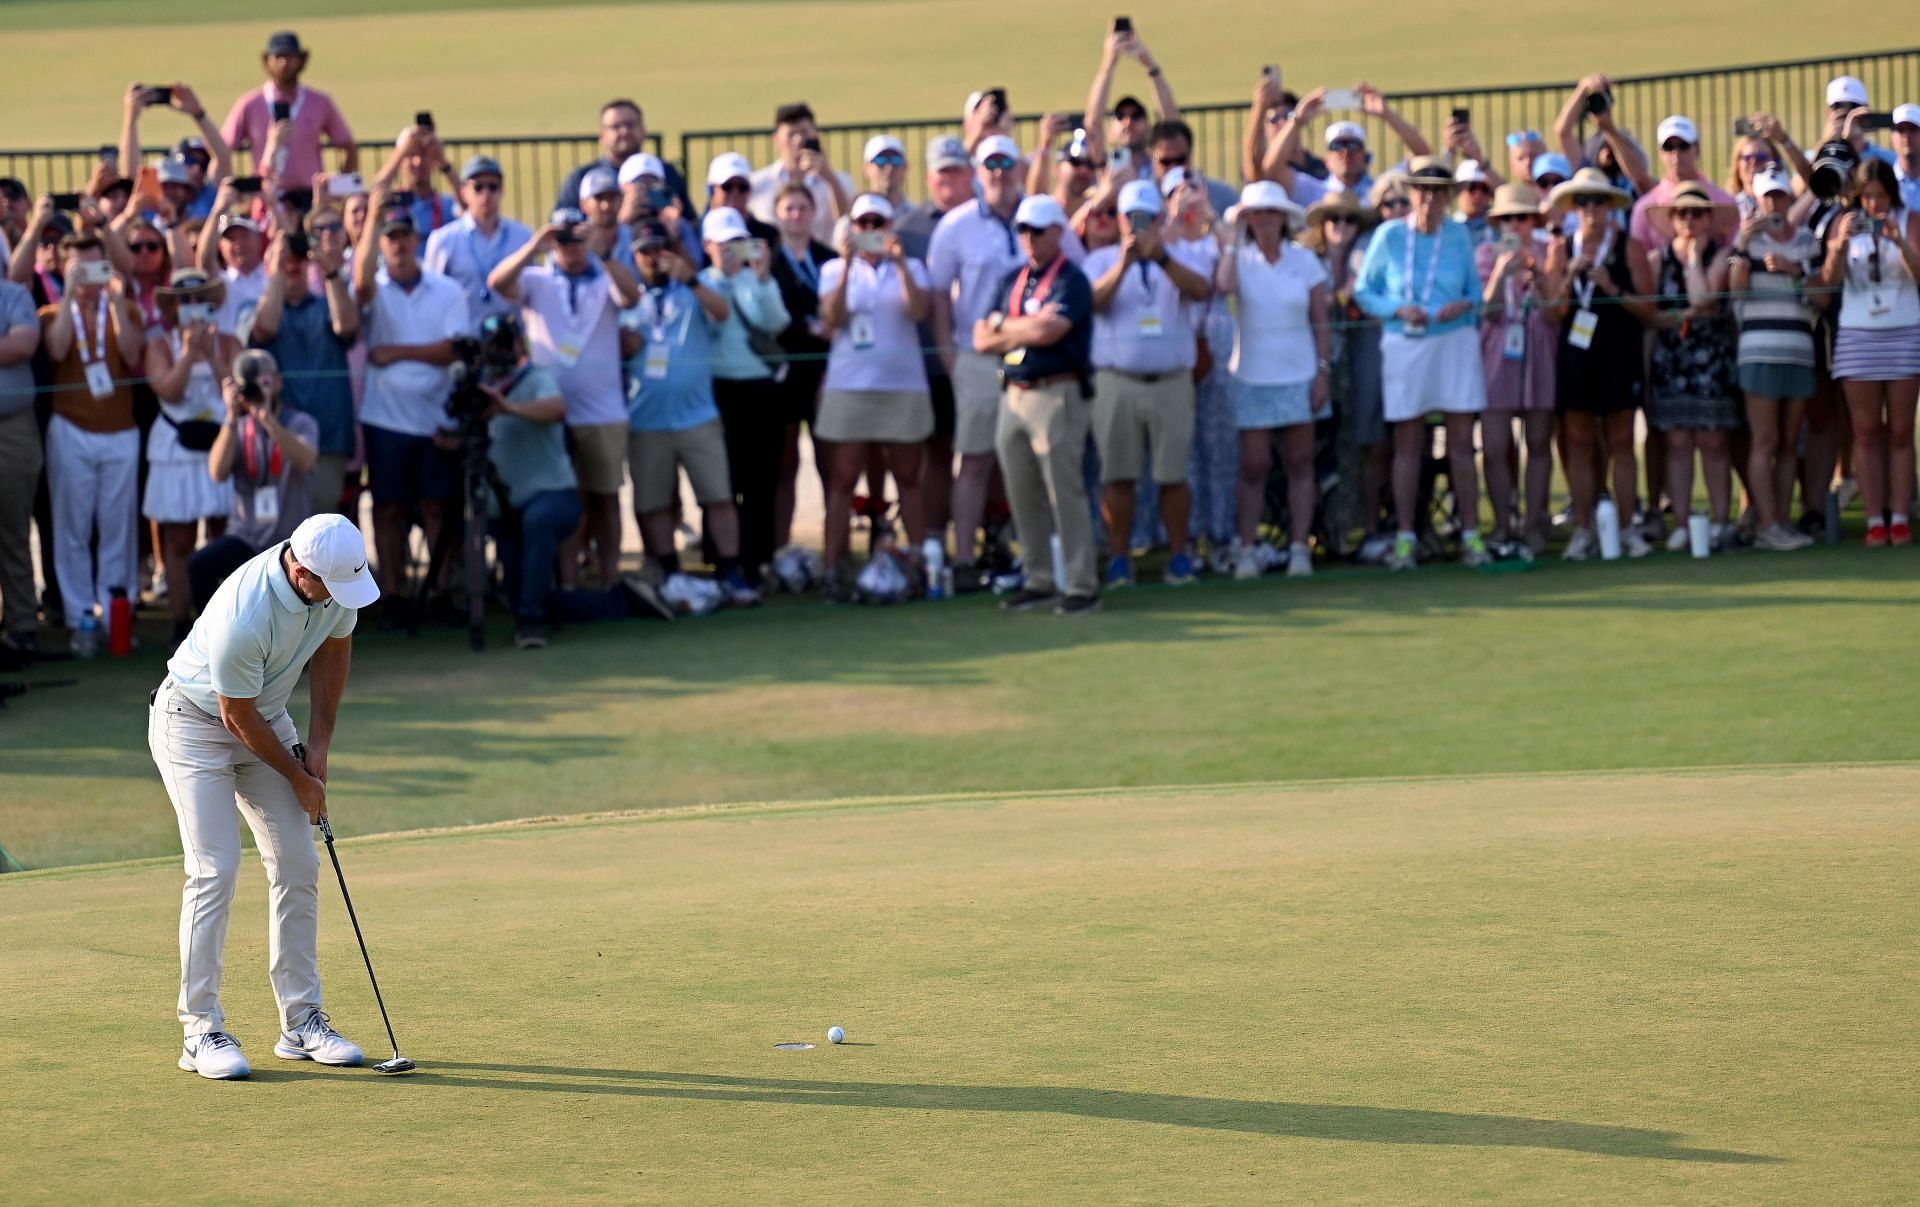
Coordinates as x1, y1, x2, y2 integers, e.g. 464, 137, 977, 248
679, 47, 1920, 203
4, 49, 1916, 221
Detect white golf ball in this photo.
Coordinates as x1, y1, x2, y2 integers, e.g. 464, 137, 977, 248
827, 1026, 845, 1044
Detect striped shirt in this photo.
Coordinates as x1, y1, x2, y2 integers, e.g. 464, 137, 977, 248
1735, 228, 1819, 368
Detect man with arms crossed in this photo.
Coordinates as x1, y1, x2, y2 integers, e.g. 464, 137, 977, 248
152, 512, 378, 1079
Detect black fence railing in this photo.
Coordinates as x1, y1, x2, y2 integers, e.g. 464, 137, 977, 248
2, 49, 1914, 224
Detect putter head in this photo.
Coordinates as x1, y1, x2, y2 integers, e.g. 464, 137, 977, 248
374, 1056, 416, 1075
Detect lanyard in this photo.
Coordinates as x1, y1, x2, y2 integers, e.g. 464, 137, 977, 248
69, 292, 109, 364
1572, 229, 1613, 310
1010, 253, 1066, 317
466, 222, 508, 292
242, 416, 283, 484
36, 267, 62, 304
561, 264, 601, 320
1401, 222, 1444, 307
643, 285, 692, 346
784, 245, 818, 290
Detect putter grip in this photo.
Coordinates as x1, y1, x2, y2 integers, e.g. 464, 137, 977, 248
291, 742, 330, 836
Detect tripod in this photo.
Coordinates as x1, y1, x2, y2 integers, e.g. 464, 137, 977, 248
412, 412, 495, 652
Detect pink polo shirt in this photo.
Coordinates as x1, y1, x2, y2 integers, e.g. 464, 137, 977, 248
1628, 176, 1740, 249
221, 83, 354, 184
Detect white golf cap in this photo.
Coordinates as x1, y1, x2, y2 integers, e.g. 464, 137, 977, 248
1656, 115, 1699, 147
974, 135, 1021, 166
157, 156, 195, 187
862, 135, 906, 163
1325, 121, 1367, 148
848, 193, 894, 222
1751, 166, 1793, 198
1118, 179, 1162, 216
1012, 193, 1067, 229
1452, 159, 1491, 185
617, 152, 667, 186
218, 213, 261, 235
578, 168, 619, 201
701, 206, 750, 244
1239, 179, 1293, 212
1827, 75, 1869, 108
1159, 166, 1189, 196
1894, 103, 1920, 129
290, 514, 379, 610
705, 152, 753, 187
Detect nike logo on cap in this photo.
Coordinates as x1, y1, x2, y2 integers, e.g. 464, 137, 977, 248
353, 561, 366, 573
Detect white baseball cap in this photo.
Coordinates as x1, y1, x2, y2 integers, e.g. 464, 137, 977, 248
974, 135, 1021, 167
1012, 194, 1067, 229
1751, 166, 1793, 198
1118, 179, 1162, 216
705, 152, 753, 188
849, 193, 894, 222
290, 515, 379, 609
578, 169, 619, 201
617, 153, 667, 186
1452, 159, 1491, 185
1325, 121, 1368, 148
1656, 116, 1699, 148
1239, 180, 1292, 211
1827, 75, 1869, 108
1894, 103, 1920, 129
862, 135, 905, 163
701, 207, 750, 244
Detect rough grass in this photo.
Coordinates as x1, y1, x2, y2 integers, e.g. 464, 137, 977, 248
3, 768, 1916, 1202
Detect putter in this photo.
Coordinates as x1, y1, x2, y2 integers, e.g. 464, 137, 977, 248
299, 744, 416, 1075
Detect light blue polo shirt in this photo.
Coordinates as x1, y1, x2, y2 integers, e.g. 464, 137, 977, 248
166, 544, 358, 718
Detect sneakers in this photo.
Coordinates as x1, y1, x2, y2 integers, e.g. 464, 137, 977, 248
1163, 552, 1197, 585
619, 575, 677, 621
273, 1008, 364, 1066
1204, 542, 1237, 576
1000, 586, 1060, 612
1460, 530, 1491, 568
1286, 543, 1313, 578
950, 562, 990, 594
1385, 532, 1417, 572
1233, 548, 1260, 580
1666, 523, 1691, 552
179, 1030, 251, 1080
1103, 554, 1133, 589
720, 570, 761, 608
1623, 528, 1653, 558
1563, 527, 1597, 561
1055, 593, 1102, 616
1866, 520, 1889, 548
1756, 523, 1814, 552
1893, 519, 1913, 546
513, 622, 549, 650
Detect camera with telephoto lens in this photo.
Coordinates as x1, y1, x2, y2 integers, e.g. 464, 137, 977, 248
443, 333, 491, 422
1809, 139, 1858, 200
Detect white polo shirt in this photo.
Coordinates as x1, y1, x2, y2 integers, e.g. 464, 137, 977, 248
359, 265, 470, 436
166, 542, 357, 718
748, 162, 854, 245
1229, 243, 1328, 386
818, 256, 933, 393
515, 262, 625, 427
424, 213, 533, 329
216, 263, 268, 341
1083, 242, 1214, 375
928, 199, 1088, 351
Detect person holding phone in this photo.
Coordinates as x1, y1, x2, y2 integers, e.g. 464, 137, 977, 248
221, 31, 356, 183
251, 229, 358, 519
1080, 21, 1181, 173
197, 206, 268, 351
1266, 87, 1433, 208
749, 103, 851, 244
1354, 158, 1490, 572
373, 125, 456, 237
121, 82, 233, 221
616, 152, 701, 266
1729, 167, 1823, 551
145, 269, 234, 644
190, 349, 319, 611
814, 194, 935, 594
1474, 183, 1558, 555
38, 236, 147, 652
1821, 158, 1920, 545
766, 183, 837, 554
1552, 75, 1656, 203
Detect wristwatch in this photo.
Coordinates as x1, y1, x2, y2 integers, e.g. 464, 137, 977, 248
989, 310, 1006, 333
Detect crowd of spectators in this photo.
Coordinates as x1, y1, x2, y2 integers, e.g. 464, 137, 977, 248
2, 26, 1917, 655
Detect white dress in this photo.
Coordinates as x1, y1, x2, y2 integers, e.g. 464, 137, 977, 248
143, 333, 233, 523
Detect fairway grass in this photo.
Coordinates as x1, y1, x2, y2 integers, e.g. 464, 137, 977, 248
4, 768, 1916, 1202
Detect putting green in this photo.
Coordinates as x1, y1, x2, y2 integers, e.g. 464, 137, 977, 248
3, 768, 1914, 1202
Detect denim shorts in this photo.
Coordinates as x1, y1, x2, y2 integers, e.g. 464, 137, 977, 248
1231, 378, 1314, 430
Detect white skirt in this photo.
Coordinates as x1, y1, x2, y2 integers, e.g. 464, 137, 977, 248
1381, 325, 1487, 423
143, 457, 232, 523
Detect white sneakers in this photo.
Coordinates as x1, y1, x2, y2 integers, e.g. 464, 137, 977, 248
274, 1008, 365, 1066
179, 1031, 251, 1080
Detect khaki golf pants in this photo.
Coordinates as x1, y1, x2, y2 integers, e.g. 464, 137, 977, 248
148, 678, 322, 1037
995, 379, 1098, 598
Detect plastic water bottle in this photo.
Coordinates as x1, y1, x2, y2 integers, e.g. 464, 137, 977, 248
1049, 534, 1066, 587
108, 587, 133, 657
1824, 492, 1842, 545
1595, 498, 1623, 560
923, 538, 945, 600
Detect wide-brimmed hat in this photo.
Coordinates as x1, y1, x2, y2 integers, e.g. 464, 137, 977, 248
1547, 167, 1633, 212
1305, 191, 1375, 230
1488, 182, 1544, 219
1646, 181, 1736, 241
1237, 180, 1306, 225
1404, 156, 1455, 189
156, 267, 225, 304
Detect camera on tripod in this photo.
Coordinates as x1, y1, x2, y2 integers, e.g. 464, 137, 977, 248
445, 333, 491, 425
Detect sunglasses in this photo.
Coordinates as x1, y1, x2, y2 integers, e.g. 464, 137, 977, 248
1015, 223, 1049, 235
1062, 156, 1096, 170
720, 179, 750, 193
129, 240, 164, 253
1379, 197, 1411, 211
1114, 109, 1148, 123
870, 152, 906, 167
1463, 182, 1492, 194
1088, 207, 1118, 220
983, 156, 1019, 171
853, 216, 888, 229
1661, 140, 1693, 152
1329, 139, 1365, 153
1737, 152, 1775, 163
1672, 208, 1708, 219
468, 180, 502, 193
308, 223, 344, 236
1327, 214, 1361, 226
1155, 153, 1189, 167
1505, 130, 1541, 147
1573, 196, 1614, 208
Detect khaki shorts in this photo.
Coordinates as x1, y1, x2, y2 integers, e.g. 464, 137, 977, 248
628, 420, 733, 515
1091, 369, 1195, 485
951, 349, 1004, 457
815, 390, 934, 444
569, 421, 628, 494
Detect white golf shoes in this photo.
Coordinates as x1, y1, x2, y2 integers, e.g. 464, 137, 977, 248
273, 1007, 364, 1066
179, 1031, 251, 1080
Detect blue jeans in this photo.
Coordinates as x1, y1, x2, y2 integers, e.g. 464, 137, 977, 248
492, 489, 634, 625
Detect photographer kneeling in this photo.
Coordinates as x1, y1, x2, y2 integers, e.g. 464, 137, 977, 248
189, 350, 320, 611
469, 312, 670, 649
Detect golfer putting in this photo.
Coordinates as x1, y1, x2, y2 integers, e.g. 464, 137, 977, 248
149, 514, 379, 1080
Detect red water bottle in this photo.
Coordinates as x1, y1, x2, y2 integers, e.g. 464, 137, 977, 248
108, 587, 133, 657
